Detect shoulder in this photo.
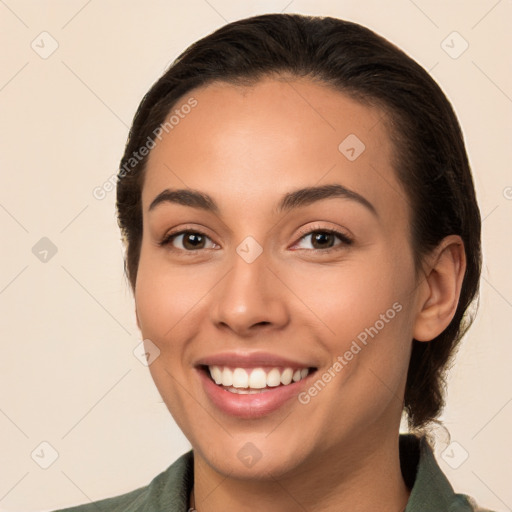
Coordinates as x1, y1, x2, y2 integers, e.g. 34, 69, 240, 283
50, 450, 194, 512
400, 434, 496, 512
51, 485, 147, 512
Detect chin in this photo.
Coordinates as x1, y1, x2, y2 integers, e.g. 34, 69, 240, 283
192, 431, 316, 481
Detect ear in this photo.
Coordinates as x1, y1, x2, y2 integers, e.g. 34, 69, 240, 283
413, 235, 466, 342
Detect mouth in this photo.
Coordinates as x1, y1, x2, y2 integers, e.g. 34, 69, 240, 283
194, 352, 319, 418
200, 365, 317, 394
195, 357, 318, 418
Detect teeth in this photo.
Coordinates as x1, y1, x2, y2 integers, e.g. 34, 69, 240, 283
226, 387, 272, 394
280, 368, 293, 385
232, 368, 248, 388
221, 367, 233, 387
266, 368, 281, 387
210, 366, 223, 385
249, 368, 267, 389
208, 365, 311, 390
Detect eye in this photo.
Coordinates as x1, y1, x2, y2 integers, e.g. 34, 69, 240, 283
159, 225, 353, 253
292, 226, 353, 252
159, 230, 218, 252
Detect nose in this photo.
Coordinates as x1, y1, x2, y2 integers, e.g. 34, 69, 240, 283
210, 246, 289, 337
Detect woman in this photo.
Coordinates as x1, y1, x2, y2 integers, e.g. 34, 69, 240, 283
54, 13, 492, 512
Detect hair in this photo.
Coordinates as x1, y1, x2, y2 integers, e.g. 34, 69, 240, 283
116, 13, 481, 429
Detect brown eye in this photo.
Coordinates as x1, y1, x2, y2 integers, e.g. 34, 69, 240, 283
310, 232, 337, 249
160, 230, 217, 251
293, 228, 353, 252
182, 232, 206, 250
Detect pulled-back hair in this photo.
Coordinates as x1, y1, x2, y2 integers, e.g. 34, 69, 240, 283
116, 13, 481, 429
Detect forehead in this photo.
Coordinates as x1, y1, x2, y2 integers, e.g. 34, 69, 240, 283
142, 76, 407, 226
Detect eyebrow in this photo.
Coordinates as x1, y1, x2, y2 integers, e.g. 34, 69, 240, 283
148, 183, 377, 217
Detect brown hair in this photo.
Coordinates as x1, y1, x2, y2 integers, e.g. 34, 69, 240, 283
116, 13, 481, 429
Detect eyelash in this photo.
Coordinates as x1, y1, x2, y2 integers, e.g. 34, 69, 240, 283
158, 224, 353, 254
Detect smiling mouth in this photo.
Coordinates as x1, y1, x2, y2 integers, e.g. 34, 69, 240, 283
200, 365, 317, 394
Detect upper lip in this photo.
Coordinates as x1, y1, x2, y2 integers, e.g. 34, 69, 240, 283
195, 351, 317, 369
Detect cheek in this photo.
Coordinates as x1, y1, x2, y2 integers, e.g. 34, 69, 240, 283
134, 246, 209, 341
290, 247, 415, 393
134, 250, 202, 417
300, 261, 413, 418
288, 250, 410, 341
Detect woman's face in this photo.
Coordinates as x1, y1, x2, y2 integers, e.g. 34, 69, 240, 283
135, 76, 424, 478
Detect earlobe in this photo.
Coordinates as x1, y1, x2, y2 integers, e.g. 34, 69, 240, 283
413, 235, 466, 342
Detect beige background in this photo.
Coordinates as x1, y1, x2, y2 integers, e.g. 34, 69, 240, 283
0, 1, 510, 510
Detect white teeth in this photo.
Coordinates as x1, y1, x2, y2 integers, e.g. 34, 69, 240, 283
208, 365, 311, 389
221, 367, 233, 387
226, 387, 272, 394
210, 365, 222, 385
232, 368, 249, 388
249, 368, 267, 389
266, 368, 281, 387
280, 368, 293, 385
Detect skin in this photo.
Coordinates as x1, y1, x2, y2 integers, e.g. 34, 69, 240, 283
134, 76, 466, 511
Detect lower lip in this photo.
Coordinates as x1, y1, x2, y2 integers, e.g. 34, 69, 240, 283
197, 368, 314, 419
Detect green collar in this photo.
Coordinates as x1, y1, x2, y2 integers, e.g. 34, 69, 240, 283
145, 434, 483, 511
56, 434, 490, 511
401, 434, 478, 511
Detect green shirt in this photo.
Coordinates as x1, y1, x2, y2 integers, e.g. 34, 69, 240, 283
52, 434, 494, 511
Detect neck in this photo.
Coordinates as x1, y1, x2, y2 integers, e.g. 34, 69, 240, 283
191, 431, 410, 512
